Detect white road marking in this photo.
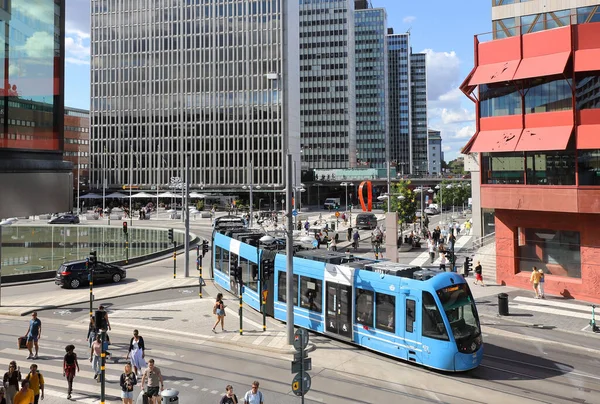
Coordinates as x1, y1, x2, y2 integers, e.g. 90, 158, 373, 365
511, 304, 591, 320
513, 296, 593, 313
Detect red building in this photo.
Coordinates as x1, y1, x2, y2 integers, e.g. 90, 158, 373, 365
64, 108, 90, 192
461, 22, 600, 303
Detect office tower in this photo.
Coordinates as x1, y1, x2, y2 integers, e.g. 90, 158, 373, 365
90, 1, 300, 191
387, 32, 411, 175
410, 52, 428, 175
427, 129, 442, 175
299, 0, 356, 170
0, 0, 72, 218
354, 0, 389, 169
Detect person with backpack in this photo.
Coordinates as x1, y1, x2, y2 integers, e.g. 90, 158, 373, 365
212, 293, 226, 333
219, 385, 238, 404
352, 230, 360, 250
243, 381, 264, 404
25, 364, 43, 404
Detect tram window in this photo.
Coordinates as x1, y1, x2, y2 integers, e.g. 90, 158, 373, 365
422, 291, 449, 341
376, 293, 395, 333
241, 258, 258, 292
300, 277, 322, 312
278, 272, 299, 306
406, 299, 416, 333
215, 247, 225, 273
355, 289, 374, 327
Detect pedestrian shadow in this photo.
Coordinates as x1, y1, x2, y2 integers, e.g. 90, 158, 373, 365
162, 375, 193, 382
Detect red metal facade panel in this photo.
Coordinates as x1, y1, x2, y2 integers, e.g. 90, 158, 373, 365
574, 48, 600, 72
578, 109, 600, 125
512, 52, 571, 80
480, 115, 523, 131
524, 110, 573, 127
576, 125, 600, 149
481, 186, 578, 212
478, 36, 521, 65
578, 188, 600, 212
575, 23, 600, 50
470, 129, 522, 153
514, 125, 573, 151
522, 26, 571, 58
468, 60, 520, 86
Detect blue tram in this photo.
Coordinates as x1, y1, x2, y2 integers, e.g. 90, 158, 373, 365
211, 227, 483, 372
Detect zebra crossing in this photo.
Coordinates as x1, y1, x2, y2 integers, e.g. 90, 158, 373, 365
511, 296, 594, 321
409, 235, 473, 267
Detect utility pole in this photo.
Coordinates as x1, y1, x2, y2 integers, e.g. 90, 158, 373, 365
100, 330, 106, 404
286, 153, 294, 344
184, 155, 190, 277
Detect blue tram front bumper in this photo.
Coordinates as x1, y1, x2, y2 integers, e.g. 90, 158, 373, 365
454, 345, 484, 371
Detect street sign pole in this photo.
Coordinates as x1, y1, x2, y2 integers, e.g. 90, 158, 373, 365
173, 241, 177, 279
291, 328, 311, 400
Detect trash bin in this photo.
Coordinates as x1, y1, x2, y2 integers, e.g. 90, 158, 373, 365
161, 389, 179, 403
497, 293, 509, 316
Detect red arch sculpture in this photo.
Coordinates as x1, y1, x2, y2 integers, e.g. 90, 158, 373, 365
358, 181, 373, 212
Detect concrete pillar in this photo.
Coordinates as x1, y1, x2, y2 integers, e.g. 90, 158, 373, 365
385, 212, 399, 262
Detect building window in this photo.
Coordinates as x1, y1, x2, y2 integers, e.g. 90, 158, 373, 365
577, 6, 600, 24
422, 291, 449, 341
577, 149, 600, 185
576, 74, 600, 110
405, 299, 416, 333
480, 83, 522, 118
493, 17, 517, 39
215, 246, 226, 273
518, 228, 581, 278
525, 151, 576, 185
355, 289, 374, 327
482, 152, 525, 184
299, 276, 322, 312
524, 78, 572, 114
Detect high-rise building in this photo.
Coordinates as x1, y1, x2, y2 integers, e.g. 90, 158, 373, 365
299, 0, 356, 170
0, 0, 72, 218
410, 52, 428, 175
461, 1, 600, 302
387, 32, 411, 176
64, 108, 90, 193
354, 0, 388, 169
427, 129, 442, 175
90, 1, 300, 192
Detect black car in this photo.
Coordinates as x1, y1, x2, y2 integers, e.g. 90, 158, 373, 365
55, 260, 126, 289
355, 213, 378, 230
48, 214, 80, 224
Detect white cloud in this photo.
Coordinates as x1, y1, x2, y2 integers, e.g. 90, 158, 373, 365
441, 108, 475, 125
442, 145, 452, 152
403, 16, 416, 24
422, 49, 461, 100
22, 31, 54, 59
65, 36, 90, 60
455, 125, 476, 139
65, 57, 90, 66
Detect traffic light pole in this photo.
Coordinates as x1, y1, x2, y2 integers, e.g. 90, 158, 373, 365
125, 232, 129, 265
197, 246, 203, 298
239, 274, 243, 336
100, 330, 106, 404
173, 242, 177, 279
88, 260, 93, 318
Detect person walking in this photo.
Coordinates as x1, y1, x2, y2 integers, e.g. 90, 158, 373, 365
86, 317, 96, 348
347, 226, 352, 242
62, 345, 79, 400
119, 363, 137, 404
473, 261, 485, 286
11, 380, 33, 404
352, 230, 360, 251
439, 251, 447, 271
212, 293, 226, 333
219, 385, 238, 404
331, 233, 338, 251
428, 238, 436, 264
90, 335, 102, 382
3, 361, 21, 404
140, 359, 163, 404
24, 365, 43, 404
243, 381, 264, 404
126, 330, 146, 377
25, 312, 41, 360
530, 266, 542, 298
538, 269, 545, 299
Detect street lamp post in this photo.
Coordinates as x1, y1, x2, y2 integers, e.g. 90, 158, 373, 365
340, 182, 354, 211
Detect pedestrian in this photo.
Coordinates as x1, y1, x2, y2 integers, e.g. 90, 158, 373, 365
95, 305, 111, 343
0, 387, 6, 404
11, 380, 33, 404
428, 238, 436, 264
62, 345, 79, 400
90, 335, 102, 382
219, 385, 238, 404
86, 317, 96, 348
212, 293, 226, 333
3, 361, 21, 404
243, 381, 264, 404
352, 230, 360, 250
119, 363, 137, 404
473, 261, 485, 286
25, 312, 41, 360
347, 226, 352, 242
331, 233, 338, 251
538, 269, 545, 299
24, 365, 43, 404
439, 251, 447, 271
140, 359, 163, 404
126, 330, 146, 377
530, 266, 542, 298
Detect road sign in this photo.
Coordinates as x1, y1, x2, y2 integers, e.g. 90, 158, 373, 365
293, 328, 309, 351
292, 209, 298, 216
292, 372, 311, 396
262, 290, 268, 301
335, 211, 340, 218
291, 358, 312, 373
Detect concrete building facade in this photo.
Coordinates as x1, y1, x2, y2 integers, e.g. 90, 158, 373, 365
64, 108, 90, 193
427, 129, 442, 175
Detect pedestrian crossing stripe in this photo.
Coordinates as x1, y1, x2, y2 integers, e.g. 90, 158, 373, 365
513, 296, 593, 314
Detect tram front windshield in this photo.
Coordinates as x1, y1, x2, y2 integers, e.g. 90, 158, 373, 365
437, 284, 481, 345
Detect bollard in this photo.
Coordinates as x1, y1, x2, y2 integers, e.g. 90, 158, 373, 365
161, 388, 180, 403
497, 293, 509, 316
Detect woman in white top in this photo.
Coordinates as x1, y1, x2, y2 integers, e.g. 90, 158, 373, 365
439, 251, 447, 271
126, 330, 146, 377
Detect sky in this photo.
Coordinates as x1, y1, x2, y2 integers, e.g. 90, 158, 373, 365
64, 0, 492, 161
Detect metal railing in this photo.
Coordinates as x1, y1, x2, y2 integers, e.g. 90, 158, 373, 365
472, 232, 496, 251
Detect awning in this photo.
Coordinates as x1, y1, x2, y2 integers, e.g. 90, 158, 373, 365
576, 125, 600, 149
468, 59, 520, 86
513, 52, 571, 81
574, 49, 600, 72
105, 192, 126, 198
514, 125, 573, 152
79, 193, 101, 199
469, 129, 522, 153
158, 192, 183, 198
131, 192, 155, 198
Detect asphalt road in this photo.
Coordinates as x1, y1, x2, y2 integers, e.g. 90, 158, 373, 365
2, 290, 597, 404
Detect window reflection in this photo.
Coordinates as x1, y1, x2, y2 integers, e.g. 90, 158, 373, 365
524, 78, 572, 114
578, 149, 600, 185
482, 152, 525, 184
576, 74, 600, 110
518, 228, 581, 278
480, 83, 522, 118
526, 151, 575, 185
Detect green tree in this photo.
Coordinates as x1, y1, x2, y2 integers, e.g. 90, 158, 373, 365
433, 181, 471, 210
383, 181, 418, 241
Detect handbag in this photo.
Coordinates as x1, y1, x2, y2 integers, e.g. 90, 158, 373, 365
18, 336, 27, 349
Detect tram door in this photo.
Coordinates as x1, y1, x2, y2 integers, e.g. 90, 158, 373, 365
325, 282, 352, 339
404, 296, 421, 363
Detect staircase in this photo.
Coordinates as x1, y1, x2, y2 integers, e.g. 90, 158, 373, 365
473, 242, 497, 283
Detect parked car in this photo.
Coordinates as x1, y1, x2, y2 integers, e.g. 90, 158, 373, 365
55, 260, 126, 289
424, 208, 439, 216
48, 214, 80, 224
355, 213, 378, 230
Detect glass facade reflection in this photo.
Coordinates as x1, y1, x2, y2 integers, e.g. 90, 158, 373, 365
0, 0, 64, 152
482, 151, 576, 185
524, 78, 572, 114
578, 149, 600, 185
410, 53, 429, 175
480, 83, 522, 118
518, 228, 581, 278
576, 74, 600, 110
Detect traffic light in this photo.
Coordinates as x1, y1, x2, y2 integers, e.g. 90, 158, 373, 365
168, 228, 174, 243
463, 257, 473, 277
234, 265, 243, 284
122, 221, 128, 234
89, 251, 97, 265
202, 240, 209, 257
262, 259, 274, 280
94, 310, 107, 331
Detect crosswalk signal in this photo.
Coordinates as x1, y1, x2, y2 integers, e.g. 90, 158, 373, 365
262, 259, 274, 280
202, 240, 209, 257
463, 257, 473, 276
89, 250, 97, 265
168, 228, 174, 243
122, 221, 128, 234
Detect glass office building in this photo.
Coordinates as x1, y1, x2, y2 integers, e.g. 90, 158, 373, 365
410, 52, 428, 175
0, 0, 72, 218
299, 0, 356, 169
90, 0, 300, 191
354, 3, 388, 169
